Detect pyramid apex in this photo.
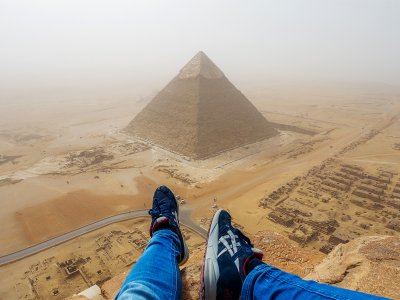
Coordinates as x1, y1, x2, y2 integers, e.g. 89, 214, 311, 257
195, 51, 208, 59
178, 51, 224, 79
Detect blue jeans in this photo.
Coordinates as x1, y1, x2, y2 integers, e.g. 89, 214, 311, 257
241, 264, 387, 300
116, 230, 387, 300
116, 229, 182, 300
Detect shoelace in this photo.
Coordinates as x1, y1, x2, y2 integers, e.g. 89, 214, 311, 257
234, 227, 254, 248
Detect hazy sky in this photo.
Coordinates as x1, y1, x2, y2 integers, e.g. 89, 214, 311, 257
1, 0, 399, 90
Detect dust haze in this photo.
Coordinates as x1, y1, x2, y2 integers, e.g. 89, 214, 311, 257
1, 1, 400, 299
1, 0, 400, 90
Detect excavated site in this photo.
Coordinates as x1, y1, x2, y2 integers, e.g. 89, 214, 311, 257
1, 219, 204, 300
1, 52, 400, 299
260, 160, 400, 253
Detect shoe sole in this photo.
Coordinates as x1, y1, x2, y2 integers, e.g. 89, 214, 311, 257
179, 239, 189, 265
175, 194, 189, 266
200, 209, 224, 300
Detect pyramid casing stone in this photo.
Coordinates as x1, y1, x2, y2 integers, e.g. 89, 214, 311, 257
126, 51, 278, 159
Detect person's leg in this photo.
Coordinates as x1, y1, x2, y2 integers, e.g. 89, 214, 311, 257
200, 209, 264, 299
241, 263, 388, 300
116, 229, 182, 300
116, 186, 189, 300
200, 209, 388, 300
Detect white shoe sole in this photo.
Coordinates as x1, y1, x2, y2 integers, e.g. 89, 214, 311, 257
176, 195, 189, 266
201, 209, 223, 300
179, 239, 189, 265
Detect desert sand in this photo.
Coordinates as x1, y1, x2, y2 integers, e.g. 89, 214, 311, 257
1, 78, 400, 299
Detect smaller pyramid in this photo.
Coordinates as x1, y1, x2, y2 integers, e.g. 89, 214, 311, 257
126, 51, 278, 159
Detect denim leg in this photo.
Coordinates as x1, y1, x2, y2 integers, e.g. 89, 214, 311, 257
116, 229, 182, 300
241, 264, 388, 300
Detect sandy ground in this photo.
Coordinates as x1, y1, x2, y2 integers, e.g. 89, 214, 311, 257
1, 81, 400, 298
0, 217, 204, 299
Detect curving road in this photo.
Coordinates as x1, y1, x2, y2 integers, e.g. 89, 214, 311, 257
0, 208, 207, 266
180, 207, 208, 238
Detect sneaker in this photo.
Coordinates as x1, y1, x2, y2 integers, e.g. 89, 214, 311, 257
148, 185, 189, 265
200, 209, 263, 299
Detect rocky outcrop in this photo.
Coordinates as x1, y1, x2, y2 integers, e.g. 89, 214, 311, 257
72, 234, 399, 299
306, 236, 400, 299
251, 231, 325, 277
101, 272, 128, 299
96, 231, 325, 300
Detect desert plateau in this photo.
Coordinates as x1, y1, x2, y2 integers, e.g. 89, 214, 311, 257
1, 1, 400, 299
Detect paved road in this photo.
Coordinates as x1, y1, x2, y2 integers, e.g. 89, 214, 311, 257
180, 207, 208, 238
0, 209, 207, 266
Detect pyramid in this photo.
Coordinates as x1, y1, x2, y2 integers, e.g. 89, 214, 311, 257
126, 51, 278, 159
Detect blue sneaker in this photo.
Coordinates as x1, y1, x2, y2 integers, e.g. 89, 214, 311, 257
200, 209, 263, 299
148, 185, 189, 265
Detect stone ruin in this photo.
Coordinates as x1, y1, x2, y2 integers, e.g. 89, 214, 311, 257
259, 160, 400, 253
